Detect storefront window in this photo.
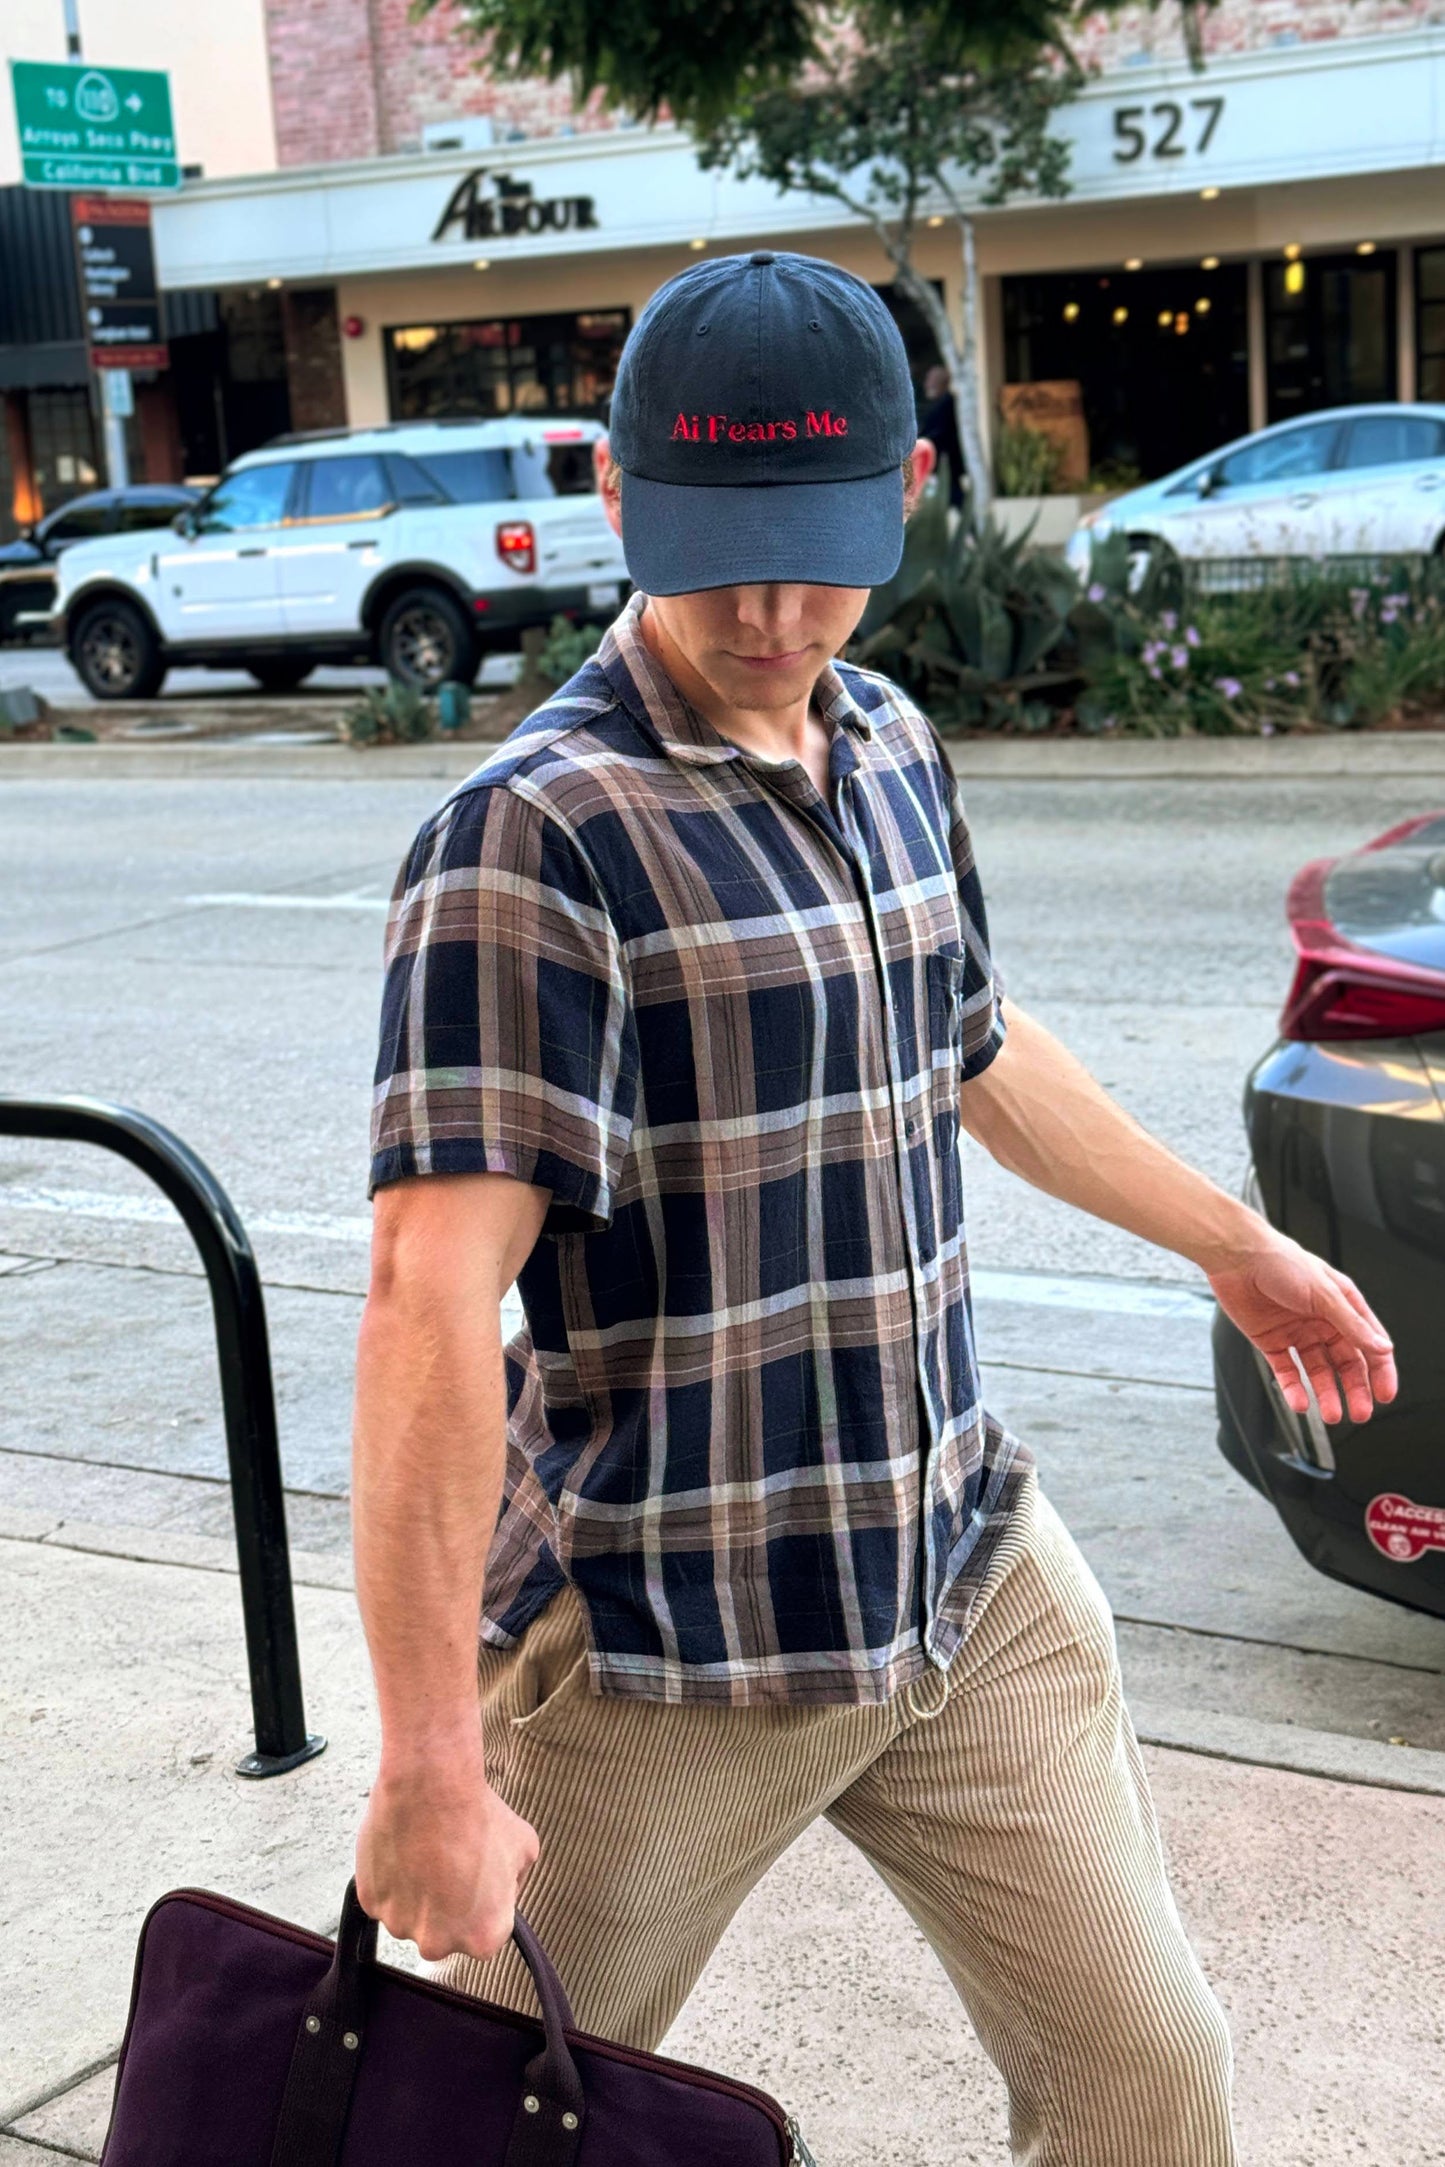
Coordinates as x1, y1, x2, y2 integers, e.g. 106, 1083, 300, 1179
386, 309, 630, 420
1265, 252, 1395, 421
1002, 262, 1248, 482
1416, 248, 1445, 404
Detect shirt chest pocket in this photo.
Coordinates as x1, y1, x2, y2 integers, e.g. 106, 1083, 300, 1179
924, 948, 968, 1102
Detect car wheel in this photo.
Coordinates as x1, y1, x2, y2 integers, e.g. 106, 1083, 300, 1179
379, 585, 478, 690
247, 657, 314, 693
1126, 534, 1185, 612
70, 598, 166, 700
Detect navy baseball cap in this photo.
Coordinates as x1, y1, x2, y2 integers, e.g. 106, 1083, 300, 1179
607, 250, 917, 596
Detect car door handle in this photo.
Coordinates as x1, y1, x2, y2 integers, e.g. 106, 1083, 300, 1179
237, 546, 267, 558
346, 539, 374, 550
1289, 493, 1318, 509
1415, 474, 1442, 491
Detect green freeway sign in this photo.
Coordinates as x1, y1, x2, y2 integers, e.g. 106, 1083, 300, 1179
10, 59, 179, 191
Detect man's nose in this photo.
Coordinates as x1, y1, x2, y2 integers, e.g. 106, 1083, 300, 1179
733, 584, 810, 640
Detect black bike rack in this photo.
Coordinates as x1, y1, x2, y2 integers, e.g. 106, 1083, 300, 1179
0, 1094, 326, 1778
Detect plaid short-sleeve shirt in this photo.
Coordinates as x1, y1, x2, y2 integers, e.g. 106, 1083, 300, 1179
372, 591, 1031, 1705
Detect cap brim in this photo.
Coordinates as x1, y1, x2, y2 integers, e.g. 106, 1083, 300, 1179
618, 468, 905, 595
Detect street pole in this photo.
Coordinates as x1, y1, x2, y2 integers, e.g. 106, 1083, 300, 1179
64, 0, 132, 489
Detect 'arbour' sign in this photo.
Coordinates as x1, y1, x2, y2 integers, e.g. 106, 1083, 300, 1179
432, 168, 598, 245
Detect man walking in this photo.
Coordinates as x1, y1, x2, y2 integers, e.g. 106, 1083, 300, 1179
354, 253, 1394, 2165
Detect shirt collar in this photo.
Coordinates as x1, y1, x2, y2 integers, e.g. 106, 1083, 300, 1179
599, 590, 874, 768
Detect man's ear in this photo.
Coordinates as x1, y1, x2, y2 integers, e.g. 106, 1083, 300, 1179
593, 434, 623, 539
904, 435, 938, 517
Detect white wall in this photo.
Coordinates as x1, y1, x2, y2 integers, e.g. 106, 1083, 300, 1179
0, 0, 277, 186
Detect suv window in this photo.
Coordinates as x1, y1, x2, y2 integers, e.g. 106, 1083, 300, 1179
407, 448, 514, 504
1215, 423, 1340, 488
43, 500, 113, 545
1340, 414, 1445, 469
302, 454, 393, 520
198, 463, 298, 533
384, 453, 450, 507
509, 441, 596, 498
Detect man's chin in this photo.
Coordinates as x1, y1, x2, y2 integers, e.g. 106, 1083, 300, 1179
711, 658, 823, 710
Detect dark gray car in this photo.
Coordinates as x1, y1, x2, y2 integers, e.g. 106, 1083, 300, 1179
0, 487, 198, 643
1214, 812, 1445, 1616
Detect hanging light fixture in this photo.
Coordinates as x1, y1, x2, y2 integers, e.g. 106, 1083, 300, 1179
1283, 242, 1302, 260
1356, 240, 1377, 255
1201, 256, 1219, 271
1284, 259, 1306, 295
1200, 186, 1221, 201
1125, 257, 1144, 271
1063, 300, 1081, 321
1112, 305, 1129, 325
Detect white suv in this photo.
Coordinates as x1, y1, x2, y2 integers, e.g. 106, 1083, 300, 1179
55, 417, 629, 699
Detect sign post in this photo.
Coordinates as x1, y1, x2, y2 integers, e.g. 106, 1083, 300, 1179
9, 59, 179, 192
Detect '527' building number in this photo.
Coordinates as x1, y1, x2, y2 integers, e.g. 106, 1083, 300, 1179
1112, 95, 1225, 162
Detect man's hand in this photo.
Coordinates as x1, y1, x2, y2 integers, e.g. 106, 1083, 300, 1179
1204, 1224, 1397, 1427
355, 1742, 540, 1963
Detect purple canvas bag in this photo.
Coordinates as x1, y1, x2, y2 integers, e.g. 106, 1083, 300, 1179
99, 1878, 819, 2166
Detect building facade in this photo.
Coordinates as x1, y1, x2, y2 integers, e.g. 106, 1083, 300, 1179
6, 0, 1445, 534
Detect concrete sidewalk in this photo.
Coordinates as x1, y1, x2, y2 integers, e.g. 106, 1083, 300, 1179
3, 1515, 1442, 2166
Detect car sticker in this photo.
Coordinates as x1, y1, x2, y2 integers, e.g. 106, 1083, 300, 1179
1365, 1493, 1445, 1565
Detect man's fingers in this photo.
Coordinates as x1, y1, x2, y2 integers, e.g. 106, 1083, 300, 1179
1322, 1269, 1392, 1351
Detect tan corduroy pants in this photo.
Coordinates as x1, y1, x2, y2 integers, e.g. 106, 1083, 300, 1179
437, 1472, 1237, 2165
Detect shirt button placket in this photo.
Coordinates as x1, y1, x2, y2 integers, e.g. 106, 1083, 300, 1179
840, 783, 944, 1663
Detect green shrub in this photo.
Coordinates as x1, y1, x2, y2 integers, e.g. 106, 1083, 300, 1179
994, 422, 1064, 499
537, 613, 605, 685
340, 681, 438, 748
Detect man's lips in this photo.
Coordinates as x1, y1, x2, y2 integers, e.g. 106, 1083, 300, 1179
728, 648, 810, 671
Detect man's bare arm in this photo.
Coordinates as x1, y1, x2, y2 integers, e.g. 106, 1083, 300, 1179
352, 1170, 549, 1961
960, 997, 1397, 1427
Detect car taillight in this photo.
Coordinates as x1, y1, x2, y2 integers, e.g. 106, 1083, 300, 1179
496, 519, 536, 574
1282, 857, 1445, 1040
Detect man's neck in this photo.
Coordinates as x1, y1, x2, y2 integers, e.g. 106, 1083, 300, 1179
637, 598, 821, 766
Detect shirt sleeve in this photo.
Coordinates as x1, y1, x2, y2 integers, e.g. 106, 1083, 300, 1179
922, 712, 1007, 1081
369, 781, 640, 1236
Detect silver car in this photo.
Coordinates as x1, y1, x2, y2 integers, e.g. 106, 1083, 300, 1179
1066, 403, 1445, 589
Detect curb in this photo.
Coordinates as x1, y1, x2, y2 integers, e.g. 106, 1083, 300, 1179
3, 730, 1444, 783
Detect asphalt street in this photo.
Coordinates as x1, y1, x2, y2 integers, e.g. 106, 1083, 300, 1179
0, 641, 522, 708
2, 748, 1444, 2163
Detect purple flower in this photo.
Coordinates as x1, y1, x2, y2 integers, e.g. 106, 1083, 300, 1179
1381, 606, 1400, 626
1214, 676, 1243, 699
1384, 592, 1408, 608
1160, 609, 1178, 633
1282, 670, 1301, 688
1261, 722, 1277, 737
1170, 645, 1189, 670
1142, 640, 1162, 665
1185, 625, 1201, 647
1087, 582, 1107, 603
1146, 665, 1162, 681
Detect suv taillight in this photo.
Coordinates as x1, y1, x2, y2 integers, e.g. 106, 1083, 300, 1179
496, 519, 536, 574
1282, 857, 1445, 1040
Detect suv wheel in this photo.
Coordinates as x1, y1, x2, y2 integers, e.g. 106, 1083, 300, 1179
248, 657, 314, 694
71, 598, 166, 700
379, 585, 478, 690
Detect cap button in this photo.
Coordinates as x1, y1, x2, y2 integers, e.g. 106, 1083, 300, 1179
749, 252, 775, 267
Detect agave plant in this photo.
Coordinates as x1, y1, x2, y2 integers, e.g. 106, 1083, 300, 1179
340, 681, 439, 748
851, 465, 1080, 728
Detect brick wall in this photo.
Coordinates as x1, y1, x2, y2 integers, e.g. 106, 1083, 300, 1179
261, 0, 1445, 170
1074, 0, 1442, 70
263, 0, 612, 166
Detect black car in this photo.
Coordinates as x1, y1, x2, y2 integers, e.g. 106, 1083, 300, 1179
0, 486, 198, 643
1214, 813, 1445, 1617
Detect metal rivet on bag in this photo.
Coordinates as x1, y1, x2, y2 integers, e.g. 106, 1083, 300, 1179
304, 2015, 321, 2034
523, 2095, 540, 2113
562, 2111, 579, 2130
343, 2031, 359, 2051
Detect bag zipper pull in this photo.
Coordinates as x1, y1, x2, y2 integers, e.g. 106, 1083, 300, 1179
786, 2111, 821, 2165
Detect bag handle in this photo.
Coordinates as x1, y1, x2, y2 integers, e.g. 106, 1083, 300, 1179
268, 1880, 587, 2167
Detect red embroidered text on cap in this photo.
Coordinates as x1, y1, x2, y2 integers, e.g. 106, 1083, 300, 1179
670, 411, 850, 444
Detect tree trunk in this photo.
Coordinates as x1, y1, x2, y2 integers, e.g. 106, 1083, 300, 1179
889, 256, 983, 514
954, 212, 992, 523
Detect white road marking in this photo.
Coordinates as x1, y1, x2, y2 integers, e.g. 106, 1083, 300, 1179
0, 1184, 372, 1245
973, 1270, 1213, 1320
0, 1183, 1213, 1317
186, 892, 391, 913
